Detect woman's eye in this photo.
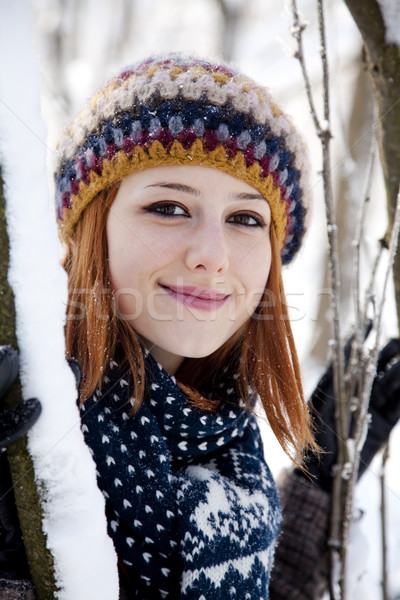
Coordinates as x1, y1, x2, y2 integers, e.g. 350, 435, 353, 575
145, 202, 188, 217
228, 213, 265, 228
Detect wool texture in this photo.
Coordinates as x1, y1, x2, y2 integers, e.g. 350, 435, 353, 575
269, 472, 330, 600
80, 350, 281, 599
55, 54, 310, 264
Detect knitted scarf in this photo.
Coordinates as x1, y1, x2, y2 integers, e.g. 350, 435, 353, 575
80, 351, 281, 599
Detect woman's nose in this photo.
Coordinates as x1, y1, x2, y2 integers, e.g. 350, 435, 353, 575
184, 220, 230, 273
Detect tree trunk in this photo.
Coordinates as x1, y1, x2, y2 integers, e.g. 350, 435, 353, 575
0, 166, 57, 599
343, 0, 400, 328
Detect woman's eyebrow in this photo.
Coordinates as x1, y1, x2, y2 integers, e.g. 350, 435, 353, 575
144, 182, 201, 196
232, 192, 266, 201
144, 184, 265, 202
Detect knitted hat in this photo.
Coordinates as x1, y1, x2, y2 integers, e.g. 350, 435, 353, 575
55, 54, 310, 264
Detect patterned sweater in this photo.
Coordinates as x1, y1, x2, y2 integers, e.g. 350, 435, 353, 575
80, 352, 282, 599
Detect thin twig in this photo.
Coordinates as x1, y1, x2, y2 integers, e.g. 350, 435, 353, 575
318, 0, 329, 126
353, 134, 377, 335
358, 104, 384, 333
362, 243, 384, 327
380, 442, 389, 600
316, 2, 348, 596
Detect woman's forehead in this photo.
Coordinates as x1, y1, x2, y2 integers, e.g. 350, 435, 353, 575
121, 164, 269, 198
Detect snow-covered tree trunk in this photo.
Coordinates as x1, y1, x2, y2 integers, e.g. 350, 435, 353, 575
1, 165, 58, 599
0, 1, 119, 598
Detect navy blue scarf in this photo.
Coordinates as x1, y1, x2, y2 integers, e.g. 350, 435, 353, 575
80, 351, 281, 599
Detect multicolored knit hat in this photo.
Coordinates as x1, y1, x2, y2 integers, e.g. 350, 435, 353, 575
55, 54, 310, 264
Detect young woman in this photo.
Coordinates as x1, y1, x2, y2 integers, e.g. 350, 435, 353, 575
52, 54, 400, 600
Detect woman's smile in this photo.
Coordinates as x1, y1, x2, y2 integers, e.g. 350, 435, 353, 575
159, 283, 230, 312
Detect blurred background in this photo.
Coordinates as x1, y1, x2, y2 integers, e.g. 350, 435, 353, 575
28, 0, 400, 595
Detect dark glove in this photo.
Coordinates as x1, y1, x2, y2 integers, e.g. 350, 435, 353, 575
359, 338, 400, 476
0, 346, 41, 449
0, 451, 31, 580
300, 337, 400, 491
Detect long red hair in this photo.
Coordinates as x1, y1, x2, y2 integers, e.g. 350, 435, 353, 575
63, 184, 316, 462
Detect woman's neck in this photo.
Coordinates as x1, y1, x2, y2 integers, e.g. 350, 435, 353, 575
139, 336, 185, 375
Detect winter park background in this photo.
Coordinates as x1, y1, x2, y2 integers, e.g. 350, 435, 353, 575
0, 0, 400, 598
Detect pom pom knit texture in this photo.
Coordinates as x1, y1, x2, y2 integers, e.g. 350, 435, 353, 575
55, 55, 310, 264
80, 351, 281, 598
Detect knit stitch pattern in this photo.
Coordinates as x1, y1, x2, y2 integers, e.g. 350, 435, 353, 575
80, 351, 281, 599
269, 472, 330, 600
55, 54, 310, 264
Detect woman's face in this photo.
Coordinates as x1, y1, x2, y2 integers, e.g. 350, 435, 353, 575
106, 165, 272, 374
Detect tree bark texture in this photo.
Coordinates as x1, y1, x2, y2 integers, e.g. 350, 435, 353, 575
343, 0, 400, 328
0, 167, 57, 599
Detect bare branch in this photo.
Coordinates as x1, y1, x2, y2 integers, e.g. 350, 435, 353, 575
317, 0, 330, 125
353, 131, 377, 332
380, 442, 390, 600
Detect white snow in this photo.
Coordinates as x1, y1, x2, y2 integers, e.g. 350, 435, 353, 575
377, 0, 400, 47
0, 1, 119, 598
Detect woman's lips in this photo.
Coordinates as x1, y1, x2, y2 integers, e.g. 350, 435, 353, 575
159, 284, 229, 311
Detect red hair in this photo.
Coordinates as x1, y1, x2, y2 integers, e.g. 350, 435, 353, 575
63, 184, 316, 462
